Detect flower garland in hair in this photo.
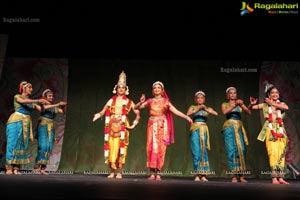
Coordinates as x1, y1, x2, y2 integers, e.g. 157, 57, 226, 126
104, 95, 127, 164
268, 100, 284, 139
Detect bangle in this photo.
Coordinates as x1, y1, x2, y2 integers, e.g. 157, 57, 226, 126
133, 120, 139, 125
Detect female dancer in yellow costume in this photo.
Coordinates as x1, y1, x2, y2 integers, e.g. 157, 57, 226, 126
248, 82, 289, 184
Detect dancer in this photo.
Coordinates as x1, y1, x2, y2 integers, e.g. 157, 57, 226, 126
135, 81, 193, 181
187, 90, 218, 182
93, 71, 140, 179
5, 81, 49, 175
33, 89, 67, 175
248, 82, 289, 184
221, 86, 251, 183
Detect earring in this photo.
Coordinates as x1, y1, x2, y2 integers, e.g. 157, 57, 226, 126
125, 86, 129, 95
112, 85, 117, 94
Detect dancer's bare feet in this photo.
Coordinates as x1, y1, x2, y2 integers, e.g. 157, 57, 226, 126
272, 178, 280, 184
13, 169, 22, 175
201, 176, 208, 182
107, 173, 115, 178
194, 176, 200, 182
41, 170, 49, 175
148, 174, 155, 180
156, 175, 161, 181
278, 178, 289, 184
240, 177, 247, 183
116, 173, 122, 179
231, 177, 238, 183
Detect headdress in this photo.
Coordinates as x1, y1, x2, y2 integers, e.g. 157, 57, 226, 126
264, 80, 274, 93
19, 81, 31, 93
112, 71, 129, 95
195, 90, 205, 97
42, 89, 52, 98
152, 81, 164, 89
117, 70, 127, 86
226, 86, 236, 93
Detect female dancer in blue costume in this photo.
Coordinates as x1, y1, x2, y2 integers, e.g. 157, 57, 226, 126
5, 81, 49, 175
187, 90, 218, 182
221, 86, 251, 183
248, 82, 289, 184
33, 89, 67, 175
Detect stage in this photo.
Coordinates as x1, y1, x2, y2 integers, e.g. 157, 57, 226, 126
1, 172, 299, 199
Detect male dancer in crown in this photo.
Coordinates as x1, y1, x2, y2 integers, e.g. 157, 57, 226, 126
93, 71, 140, 179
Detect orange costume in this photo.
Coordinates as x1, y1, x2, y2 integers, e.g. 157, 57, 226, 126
144, 97, 173, 171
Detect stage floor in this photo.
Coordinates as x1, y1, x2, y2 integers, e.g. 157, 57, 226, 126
1, 173, 299, 199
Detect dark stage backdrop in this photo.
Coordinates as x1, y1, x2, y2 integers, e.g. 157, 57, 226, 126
59, 60, 270, 178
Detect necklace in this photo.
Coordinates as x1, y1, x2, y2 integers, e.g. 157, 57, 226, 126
268, 100, 284, 139
104, 95, 127, 164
